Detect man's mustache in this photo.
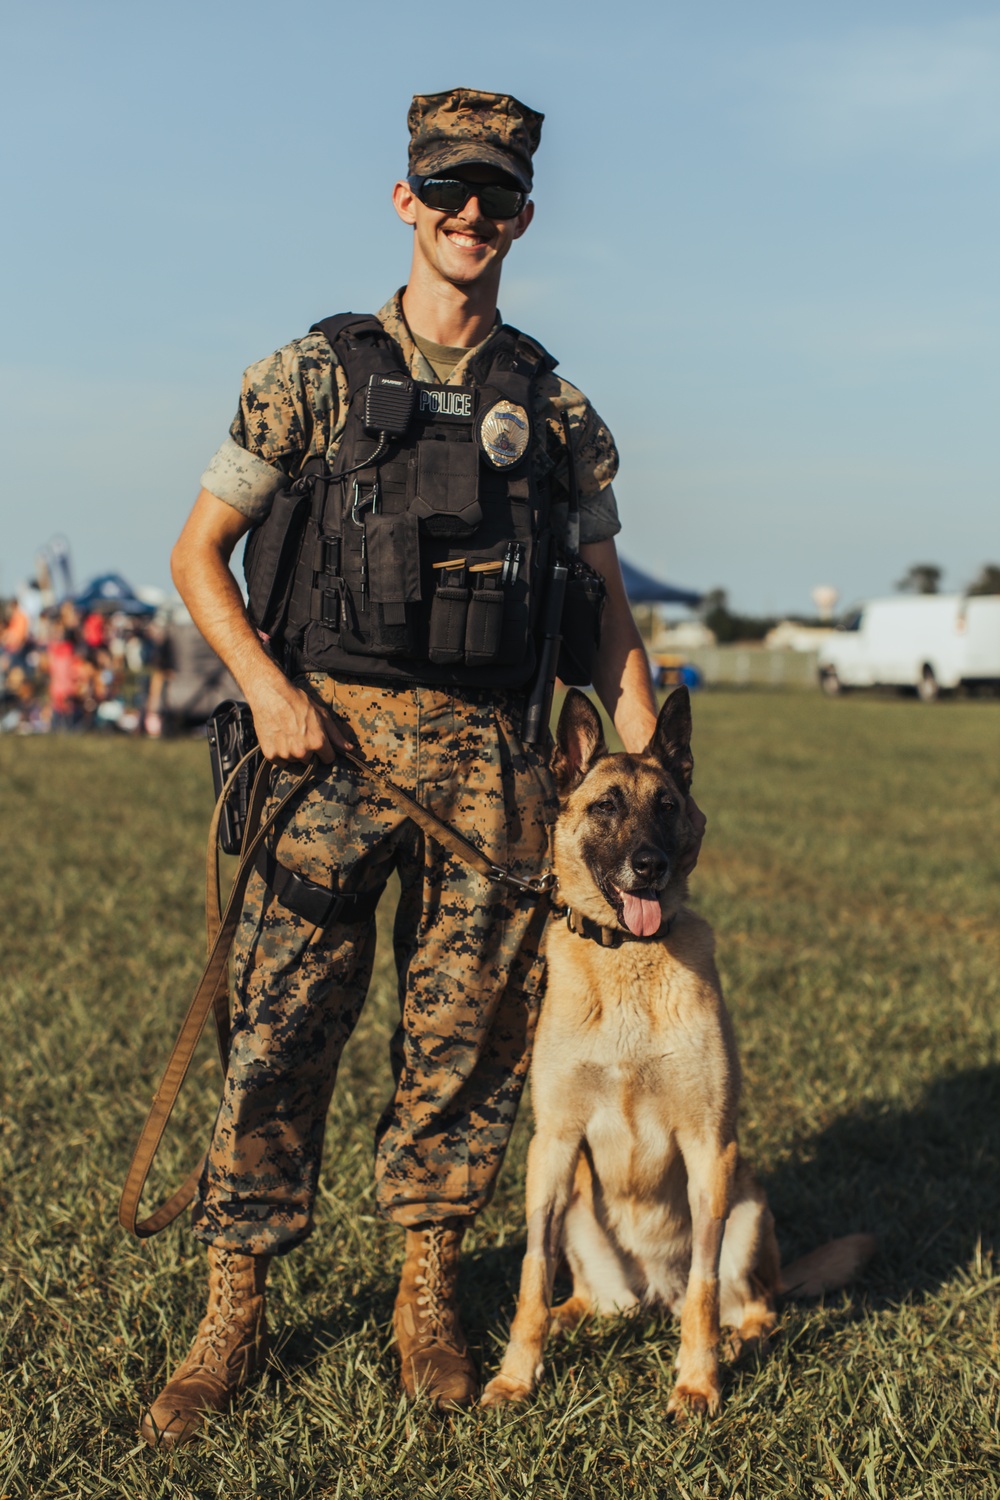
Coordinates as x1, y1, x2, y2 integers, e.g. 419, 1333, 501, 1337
440, 217, 496, 240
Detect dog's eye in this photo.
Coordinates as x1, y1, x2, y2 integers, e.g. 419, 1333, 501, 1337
658, 793, 676, 812
590, 797, 617, 817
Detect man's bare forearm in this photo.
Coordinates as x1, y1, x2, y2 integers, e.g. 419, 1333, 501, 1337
171, 522, 284, 703
580, 538, 658, 753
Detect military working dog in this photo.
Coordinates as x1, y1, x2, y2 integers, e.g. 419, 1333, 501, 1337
482, 687, 873, 1417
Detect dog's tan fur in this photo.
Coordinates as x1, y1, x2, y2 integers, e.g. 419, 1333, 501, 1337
482, 688, 873, 1416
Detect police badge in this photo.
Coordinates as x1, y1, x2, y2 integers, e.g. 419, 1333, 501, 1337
479, 399, 530, 468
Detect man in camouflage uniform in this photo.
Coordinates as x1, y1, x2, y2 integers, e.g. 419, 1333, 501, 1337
142, 88, 705, 1445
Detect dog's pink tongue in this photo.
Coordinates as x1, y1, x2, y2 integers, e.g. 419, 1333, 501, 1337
619, 889, 662, 937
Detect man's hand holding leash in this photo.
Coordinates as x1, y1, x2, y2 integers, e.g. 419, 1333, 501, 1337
244, 675, 348, 766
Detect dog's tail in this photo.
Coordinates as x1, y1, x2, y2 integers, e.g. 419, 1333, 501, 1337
778, 1233, 877, 1299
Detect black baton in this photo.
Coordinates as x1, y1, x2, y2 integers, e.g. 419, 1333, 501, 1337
522, 561, 569, 746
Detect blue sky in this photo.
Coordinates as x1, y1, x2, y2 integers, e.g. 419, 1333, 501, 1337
2, 1, 997, 614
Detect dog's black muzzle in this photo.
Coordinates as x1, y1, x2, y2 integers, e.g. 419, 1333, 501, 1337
627, 844, 670, 888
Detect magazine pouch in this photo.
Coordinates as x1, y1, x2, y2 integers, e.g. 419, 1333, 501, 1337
428, 561, 470, 664
465, 568, 506, 665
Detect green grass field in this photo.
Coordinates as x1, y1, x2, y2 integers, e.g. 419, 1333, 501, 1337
2, 692, 999, 1499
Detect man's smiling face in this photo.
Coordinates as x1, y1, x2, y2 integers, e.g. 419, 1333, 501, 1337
393, 164, 534, 292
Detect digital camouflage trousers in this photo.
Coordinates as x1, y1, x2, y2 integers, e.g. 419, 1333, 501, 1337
191, 676, 556, 1257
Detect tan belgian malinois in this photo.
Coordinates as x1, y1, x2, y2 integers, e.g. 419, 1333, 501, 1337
482, 687, 874, 1417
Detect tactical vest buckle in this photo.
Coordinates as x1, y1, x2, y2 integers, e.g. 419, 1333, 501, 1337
320, 586, 341, 628
320, 536, 340, 573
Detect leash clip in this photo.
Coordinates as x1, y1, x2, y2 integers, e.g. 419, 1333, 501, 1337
493, 867, 556, 898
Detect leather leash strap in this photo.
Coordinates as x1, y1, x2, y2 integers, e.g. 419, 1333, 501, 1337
119, 743, 553, 1241
337, 747, 556, 900
118, 752, 314, 1238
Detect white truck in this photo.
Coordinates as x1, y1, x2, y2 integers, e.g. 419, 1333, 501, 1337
817, 594, 1000, 701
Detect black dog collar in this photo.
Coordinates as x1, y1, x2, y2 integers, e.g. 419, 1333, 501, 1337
558, 905, 675, 948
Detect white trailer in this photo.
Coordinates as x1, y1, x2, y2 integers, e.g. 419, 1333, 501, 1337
817, 595, 1000, 701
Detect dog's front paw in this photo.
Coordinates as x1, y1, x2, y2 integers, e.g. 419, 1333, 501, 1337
480, 1374, 534, 1408
667, 1379, 721, 1421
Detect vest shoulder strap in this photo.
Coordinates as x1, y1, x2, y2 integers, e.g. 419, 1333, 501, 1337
309, 312, 384, 347
308, 313, 407, 399
466, 322, 559, 395
497, 323, 559, 378
454, 326, 555, 445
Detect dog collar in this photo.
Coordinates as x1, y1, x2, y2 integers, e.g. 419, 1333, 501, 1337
559, 905, 675, 948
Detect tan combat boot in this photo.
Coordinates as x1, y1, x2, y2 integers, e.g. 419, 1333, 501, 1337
393, 1221, 478, 1409
140, 1245, 270, 1448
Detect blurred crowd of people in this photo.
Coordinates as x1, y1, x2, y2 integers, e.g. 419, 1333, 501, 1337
1, 591, 173, 735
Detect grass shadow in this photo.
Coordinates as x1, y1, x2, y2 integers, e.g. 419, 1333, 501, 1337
760, 1063, 1000, 1300
267, 1272, 394, 1374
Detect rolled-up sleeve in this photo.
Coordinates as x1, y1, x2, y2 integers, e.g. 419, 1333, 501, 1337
200, 435, 287, 521
537, 374, 621, 546
199, 334, 341, 522
578, 480, 621, 546
570, 394, 620, 544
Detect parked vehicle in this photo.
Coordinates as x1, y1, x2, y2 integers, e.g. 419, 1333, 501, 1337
818, 595, 1000, 700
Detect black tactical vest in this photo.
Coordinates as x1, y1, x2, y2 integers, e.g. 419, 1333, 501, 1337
244, 313, 560, 689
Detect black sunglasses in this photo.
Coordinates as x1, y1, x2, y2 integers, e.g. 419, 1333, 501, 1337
408, 175, 527, 220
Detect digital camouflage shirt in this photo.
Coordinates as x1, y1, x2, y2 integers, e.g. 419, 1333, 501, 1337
201, 293, 621, 549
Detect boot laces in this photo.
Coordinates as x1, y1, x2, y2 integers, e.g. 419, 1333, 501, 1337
414, 1225, 459, 1347
191, 1252, 247, 1370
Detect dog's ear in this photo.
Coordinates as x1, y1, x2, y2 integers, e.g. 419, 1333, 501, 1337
552, 689, 607, 795
647, 687, 693, 795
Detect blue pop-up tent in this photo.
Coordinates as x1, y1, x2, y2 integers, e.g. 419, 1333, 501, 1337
619, 558, 702, 609
74, 573, 156, 615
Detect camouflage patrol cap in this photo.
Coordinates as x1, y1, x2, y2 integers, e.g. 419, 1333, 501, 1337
408, 88, 544, 193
